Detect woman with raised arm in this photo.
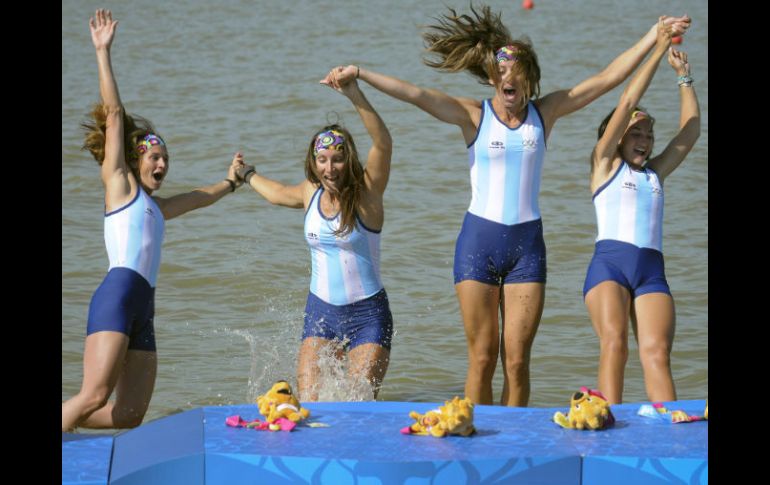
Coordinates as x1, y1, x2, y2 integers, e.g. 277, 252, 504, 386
236, 70, 393, 401
585, 20, 700, 404
329, 4, 690, 406
62, 10, 244, 431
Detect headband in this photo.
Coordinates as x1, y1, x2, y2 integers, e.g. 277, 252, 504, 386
313, 130, 345, 157
136, 134, 166, 154
495, 45, 519, 63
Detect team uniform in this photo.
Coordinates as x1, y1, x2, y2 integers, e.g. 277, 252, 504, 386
302, 187, 393, 350
583, 161, 670, 298
454, 99, 548, 285
87, 188, 165, 351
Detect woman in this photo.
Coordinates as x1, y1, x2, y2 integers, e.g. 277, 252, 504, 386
330, 4, 690, 405
62, 10, 244, 431
585, 20, 700, 404
236, 70, 393, 401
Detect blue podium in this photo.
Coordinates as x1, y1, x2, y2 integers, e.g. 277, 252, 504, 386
62, 400, 707, 484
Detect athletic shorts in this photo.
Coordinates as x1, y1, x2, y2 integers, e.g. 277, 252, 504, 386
583, 239, 671, 299
302, 288, 393, 350
87, 267, 157, 351
454, 212, 547, 285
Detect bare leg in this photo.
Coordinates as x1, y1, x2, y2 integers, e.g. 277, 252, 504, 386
81, 349, 157, 428
632, 292, 677, 402
455, 280, 501, 405
347, 343, 390, 399
62, 331, 128, 431
585, 281, 632, 404
500, 282, 544, 406
296, 337, 339, 402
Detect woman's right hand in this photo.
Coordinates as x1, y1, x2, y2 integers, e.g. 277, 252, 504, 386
656, 16, 674, 45
89, 9, 118, 51
320, 65, 358, 91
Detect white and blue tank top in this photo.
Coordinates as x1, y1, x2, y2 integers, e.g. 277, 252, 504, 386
104, 187, 165, 287
467, 99, 547, 225
593, 161, 664, 252
304, 187, 383, 305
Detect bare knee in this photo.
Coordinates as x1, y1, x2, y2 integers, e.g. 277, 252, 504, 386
600, 333, 628, 362
469, 350, 497, 374
640, 343, 672, 370
503, 355, 530, 379
78, 387, 112, 415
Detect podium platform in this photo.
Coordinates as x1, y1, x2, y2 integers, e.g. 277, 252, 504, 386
62, 399, 708, 484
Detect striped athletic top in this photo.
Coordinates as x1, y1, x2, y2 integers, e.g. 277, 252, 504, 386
593, 161, 664, 251
304, 187, 383, 305
104, 187, 165, 287
467, 99, 547, 225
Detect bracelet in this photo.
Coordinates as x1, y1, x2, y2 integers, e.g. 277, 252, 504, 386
677, 74, 693, 87
356, 65, 360, 79
242, 168, 256, 185
225, 179, 236, 192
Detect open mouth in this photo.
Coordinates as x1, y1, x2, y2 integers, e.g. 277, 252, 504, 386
503, 88, 516, 96
152, 172, 165, 182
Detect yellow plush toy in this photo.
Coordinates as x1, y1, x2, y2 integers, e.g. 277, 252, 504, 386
256, 380, 310, 424
553, 387, 615, 431
404, 396, 476, 438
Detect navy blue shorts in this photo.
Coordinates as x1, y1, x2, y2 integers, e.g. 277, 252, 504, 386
87, 267, 157, 351
453, 212, 547, 285
583, 240, 671, 299
302, 289, 393, 350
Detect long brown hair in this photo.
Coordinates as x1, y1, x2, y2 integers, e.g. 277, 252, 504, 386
304, 124, 364, 237
81, 103, 162, 179
421, 3, 541, 100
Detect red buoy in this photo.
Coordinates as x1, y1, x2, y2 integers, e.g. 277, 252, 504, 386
522, 0, 534, 9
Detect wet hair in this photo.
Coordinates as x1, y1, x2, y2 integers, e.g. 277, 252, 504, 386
81, 103, 163, 178
421, 3, 540, 100
597, 106, 655, 139
304, 124, 364, 237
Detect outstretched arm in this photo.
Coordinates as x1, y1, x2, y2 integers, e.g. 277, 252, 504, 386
235, 158, 309, 209
155, 153, 242, 220
89, 9, 132, 206
333, 65, 480, 143
646, 48, 700, 181
322, 67, 392, 196
591, 18, 672, 187
537, 15, 690, 137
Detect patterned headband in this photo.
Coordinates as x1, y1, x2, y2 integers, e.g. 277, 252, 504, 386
313, 130, 345, 157
630, 110, 655, 126
136, 134, 166, 154
495, 45, 519, 63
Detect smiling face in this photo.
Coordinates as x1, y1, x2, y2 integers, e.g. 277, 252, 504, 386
619, 115, 655, 167
314, 148, 346, 194
137, 144, 169, 193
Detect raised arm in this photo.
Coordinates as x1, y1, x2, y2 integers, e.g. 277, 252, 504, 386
537, 15, 690, 136
89, 9, 132, 207
333, 65, 480, 142
646, 48, 700, 181
322, 67, 392, 196
591, 18, 672, 187
154, 153, 243, 220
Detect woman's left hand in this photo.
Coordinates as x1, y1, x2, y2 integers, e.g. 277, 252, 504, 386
668, 48, 690, 76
